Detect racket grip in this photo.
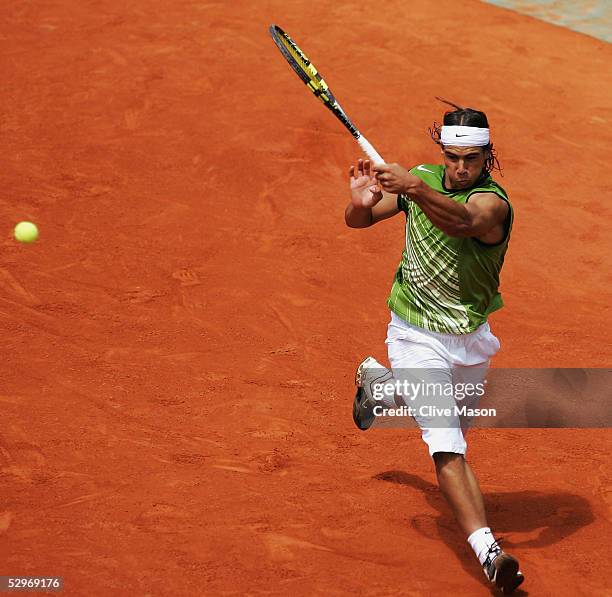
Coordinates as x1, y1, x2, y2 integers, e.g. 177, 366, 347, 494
357, 135, 385, 164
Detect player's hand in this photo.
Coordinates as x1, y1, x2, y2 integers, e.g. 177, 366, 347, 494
373, 163, 421, 195
349, 159, 383, 208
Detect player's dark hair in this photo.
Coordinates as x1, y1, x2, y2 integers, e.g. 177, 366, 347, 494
429, 97, 502, 176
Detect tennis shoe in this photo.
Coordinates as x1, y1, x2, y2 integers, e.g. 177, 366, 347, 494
353, 356, 393, 431
482, 540, 525, 594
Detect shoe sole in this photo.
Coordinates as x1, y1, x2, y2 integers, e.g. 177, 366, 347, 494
494, 554, 524, 594
353, 387, 374, 430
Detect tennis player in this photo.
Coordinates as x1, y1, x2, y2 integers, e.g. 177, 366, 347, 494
346, 102, 524, 594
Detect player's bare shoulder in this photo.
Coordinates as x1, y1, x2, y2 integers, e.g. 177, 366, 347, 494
467, 192, 509, 244
469, 192, 508, 210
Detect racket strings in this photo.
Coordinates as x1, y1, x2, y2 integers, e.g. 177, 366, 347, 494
270, 25, 361, 140
279, 36, 328, 94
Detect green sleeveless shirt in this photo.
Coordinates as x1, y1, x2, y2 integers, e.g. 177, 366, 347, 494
387, 164, 513, 334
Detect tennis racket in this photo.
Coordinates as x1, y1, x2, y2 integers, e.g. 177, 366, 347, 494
269, 25, 385, 164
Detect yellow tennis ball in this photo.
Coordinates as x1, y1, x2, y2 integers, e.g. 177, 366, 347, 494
14, 221, 39, 243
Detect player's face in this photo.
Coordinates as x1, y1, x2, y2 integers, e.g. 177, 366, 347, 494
441, 146, 488, 189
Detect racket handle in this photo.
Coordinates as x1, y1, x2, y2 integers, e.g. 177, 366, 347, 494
357, 135, 385, 164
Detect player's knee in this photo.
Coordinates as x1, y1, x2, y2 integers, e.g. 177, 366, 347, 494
433, 451, 464, 472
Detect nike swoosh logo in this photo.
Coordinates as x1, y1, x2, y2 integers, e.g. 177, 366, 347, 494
455, 134, 468, 137
416, 165, 434, 173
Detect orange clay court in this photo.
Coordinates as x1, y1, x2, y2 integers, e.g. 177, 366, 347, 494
1, 1, 611, 595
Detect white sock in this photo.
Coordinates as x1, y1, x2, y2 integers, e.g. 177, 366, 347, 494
467, 527, 499, 566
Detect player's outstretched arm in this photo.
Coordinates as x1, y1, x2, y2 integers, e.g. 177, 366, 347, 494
345, 159, 400, 228
373, 163, 508, 240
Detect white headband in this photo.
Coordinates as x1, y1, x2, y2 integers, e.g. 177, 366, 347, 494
440, 125, 490, 147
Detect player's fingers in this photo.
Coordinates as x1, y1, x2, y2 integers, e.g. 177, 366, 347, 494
364, 159, 371, 176
349, 165, 355, 179
357, 158, 364, 176
372, 164, 388, 174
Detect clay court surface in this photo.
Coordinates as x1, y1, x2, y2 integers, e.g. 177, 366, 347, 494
1, 0, 611, 595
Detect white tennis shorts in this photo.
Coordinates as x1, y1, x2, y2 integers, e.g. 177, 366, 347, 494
385, 311, 501, 457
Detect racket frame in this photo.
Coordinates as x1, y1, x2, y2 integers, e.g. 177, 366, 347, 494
269, 25, 384, 163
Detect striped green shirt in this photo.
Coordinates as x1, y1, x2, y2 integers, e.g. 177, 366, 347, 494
387, 164, 513, 334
